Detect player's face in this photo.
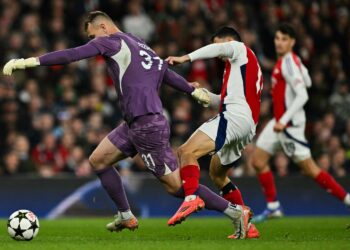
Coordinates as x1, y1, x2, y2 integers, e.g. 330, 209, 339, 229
274, 31, 295, 56
86, 22, 107, 40
213, 36, 234, 61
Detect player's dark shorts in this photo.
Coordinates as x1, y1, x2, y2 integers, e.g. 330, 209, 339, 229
107, 114, 177, 178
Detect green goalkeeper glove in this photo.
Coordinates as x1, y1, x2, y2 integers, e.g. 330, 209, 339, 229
3, 58, 40, 76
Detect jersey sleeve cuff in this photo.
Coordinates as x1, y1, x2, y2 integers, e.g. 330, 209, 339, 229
279, 116, 289, 126
188, 53, 195, 62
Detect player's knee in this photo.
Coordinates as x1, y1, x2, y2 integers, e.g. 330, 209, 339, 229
177, 145, 195, 160
88, 152, 106, 170
251, 154, 265, 172
299, 158, 319, 178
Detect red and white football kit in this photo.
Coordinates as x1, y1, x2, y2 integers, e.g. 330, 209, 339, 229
256, 51, 312, 162
188, 41, 263, 165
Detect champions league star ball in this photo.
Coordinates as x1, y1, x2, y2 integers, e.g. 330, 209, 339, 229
7, 209, 40, 241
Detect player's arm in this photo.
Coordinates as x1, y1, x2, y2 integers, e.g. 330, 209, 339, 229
300, 63, 312, 88
3, 37, 120, 76
163, 68, 195, 94
166, 41, 242, 65
278, 56, 309, 127
3, 43, 100, 75
163, 68, 215, 107
39, 43, 101, 66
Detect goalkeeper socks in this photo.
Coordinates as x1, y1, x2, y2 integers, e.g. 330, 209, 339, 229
173, 185, 229, 212
267, 201, 281, 210
180, 165, 200, 197
120, 210, 133, 220
95, 167, 130, 211
197, 184, 229, 211
315, 170, 347, 201
258, 171, 277, 202
220, 182, 245, 205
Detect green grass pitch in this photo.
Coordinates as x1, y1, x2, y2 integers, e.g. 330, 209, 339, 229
1, 217, 349, 250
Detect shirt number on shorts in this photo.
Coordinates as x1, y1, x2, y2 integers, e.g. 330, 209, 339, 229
141, 153, 156, 171
284, 142, 296, 155
139, 50, 163, 71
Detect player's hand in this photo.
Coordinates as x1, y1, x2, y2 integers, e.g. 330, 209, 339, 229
166, 55, 190, 65
3, 59, 17, 76
191, 88, 210, 107
273, 122, 286, 132
3, 57, 39, 76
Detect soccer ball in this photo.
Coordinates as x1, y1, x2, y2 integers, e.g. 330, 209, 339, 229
7, 209, 40, 241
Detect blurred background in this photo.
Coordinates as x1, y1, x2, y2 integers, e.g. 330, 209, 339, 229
0, 0, 349, 217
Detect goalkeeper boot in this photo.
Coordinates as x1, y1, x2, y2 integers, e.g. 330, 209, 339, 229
227, 205, 252, 239
106, 211, 138, 232
168, 195, 205, 226
251, 203, 283, 224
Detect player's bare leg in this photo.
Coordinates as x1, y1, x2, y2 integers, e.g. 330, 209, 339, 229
158, 168, 182, 195
89, 137, 138, 232
298, 157, 350, 208
251, 147, 283, 223
209, 155, 260, 239
297, 157, 320, 178
168, 130, 215, 224
209, 154, 232, 190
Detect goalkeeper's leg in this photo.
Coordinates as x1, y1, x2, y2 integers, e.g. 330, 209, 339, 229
90, 127, 139, 232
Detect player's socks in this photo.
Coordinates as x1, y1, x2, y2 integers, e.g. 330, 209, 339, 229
197, 184, 228, 211
343, 193, 350, 207
267, 201, 281, 210
172, 185, 250, 238
315, 170, 347, 201
120, 210, 133, 220
220, 182, 245, 205
169, 185, 226, 225
180, 165, 200, 197
95, 167, 130, 211
258, 171, 277, 202
173, 185, 229, 211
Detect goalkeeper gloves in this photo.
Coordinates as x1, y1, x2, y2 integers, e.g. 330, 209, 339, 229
3, 57, 40, 76
191, 88, 211, 107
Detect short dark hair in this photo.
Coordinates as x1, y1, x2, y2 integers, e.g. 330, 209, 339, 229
84, 11, 112, 31
211, 26, 242, 42
276, 23, 296, 39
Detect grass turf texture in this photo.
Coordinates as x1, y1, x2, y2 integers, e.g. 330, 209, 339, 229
1, 217, 349, 250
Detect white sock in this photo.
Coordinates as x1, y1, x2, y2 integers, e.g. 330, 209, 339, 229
267, 201, 281, 210
343, 193, 350, 206
185, 195, 197, 202
120, 210, 133, 220
223, 203, 242, 220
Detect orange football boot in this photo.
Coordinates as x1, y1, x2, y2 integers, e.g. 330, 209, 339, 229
168, 196, 205, 226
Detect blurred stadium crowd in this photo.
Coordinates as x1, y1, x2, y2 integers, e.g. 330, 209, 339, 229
0, 0, 349, 178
